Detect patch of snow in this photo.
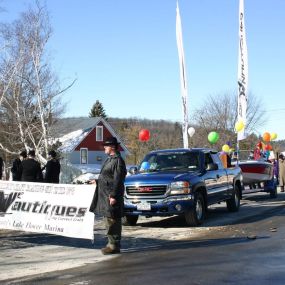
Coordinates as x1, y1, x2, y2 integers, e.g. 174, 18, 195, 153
72, 173, 99, 184
58, 129, 89, 152
73, 164, 102, 174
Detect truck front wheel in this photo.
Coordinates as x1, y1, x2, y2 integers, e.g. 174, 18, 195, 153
122, 215, 138, 226
226, 185, 240, 212
184, 192, 205, 226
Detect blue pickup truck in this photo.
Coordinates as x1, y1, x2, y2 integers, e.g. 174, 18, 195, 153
123, 148, 243, 226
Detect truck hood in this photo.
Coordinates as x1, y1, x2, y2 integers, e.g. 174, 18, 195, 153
125, 171, 200, 185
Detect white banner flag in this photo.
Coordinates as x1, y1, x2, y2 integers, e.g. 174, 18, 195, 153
237, 0, 248, 141
176, 1, 189, 148
0, 181, 95, 240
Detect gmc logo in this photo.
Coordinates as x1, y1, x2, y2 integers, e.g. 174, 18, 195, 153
137, 187, 152, 193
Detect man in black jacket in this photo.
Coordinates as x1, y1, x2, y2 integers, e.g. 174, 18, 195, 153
20, 150, 43, 182
11, 150, 27, 181
89, 137, 127, 255
44, 150, 60, 183
0, 156, 3, 180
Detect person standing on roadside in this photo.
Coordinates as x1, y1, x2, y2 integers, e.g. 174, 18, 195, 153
20, 149, 43, 182
89, 137, 127, 255
44, 150, 61, 183
11, 150, 27, 181
0, 155, 3, 180
278, 153, 285, 192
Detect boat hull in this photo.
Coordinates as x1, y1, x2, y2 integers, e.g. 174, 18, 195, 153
238, 160, 273, 185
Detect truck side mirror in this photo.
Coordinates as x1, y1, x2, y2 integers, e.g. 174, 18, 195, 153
206, 163, 218, 171
129, 166, 138, 175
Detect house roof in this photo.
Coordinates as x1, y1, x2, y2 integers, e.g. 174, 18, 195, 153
51, 117, 130, 154
51, 117, 101, 137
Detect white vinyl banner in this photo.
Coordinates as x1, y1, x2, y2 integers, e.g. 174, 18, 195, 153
0, 181, 95, 240
176, 1, 189, 148
237, 0, 248, 141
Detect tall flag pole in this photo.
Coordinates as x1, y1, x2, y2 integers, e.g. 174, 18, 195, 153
176, 1, 189, 148
237, 0, 248, 141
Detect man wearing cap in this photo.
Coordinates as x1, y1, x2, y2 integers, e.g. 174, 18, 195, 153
20, 149, 43, 182
44, 150, 61, 183
11, 150, 27, 181
0, 155, 3, 180
90, 136, 127, 255
279, 153, 285, 192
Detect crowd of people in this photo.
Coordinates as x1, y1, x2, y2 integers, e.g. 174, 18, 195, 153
0, 149, 60, 183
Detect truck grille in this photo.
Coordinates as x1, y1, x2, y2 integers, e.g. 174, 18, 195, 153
126, 185, 167, 196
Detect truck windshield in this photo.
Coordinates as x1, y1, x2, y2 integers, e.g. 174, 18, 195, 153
138, 152, 200, 173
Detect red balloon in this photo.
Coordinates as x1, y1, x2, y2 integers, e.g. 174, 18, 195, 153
139, 129, 150, 142
263, 132, 271, 142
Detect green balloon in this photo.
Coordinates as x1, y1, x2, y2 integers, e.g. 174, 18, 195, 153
208, 131, 219, 144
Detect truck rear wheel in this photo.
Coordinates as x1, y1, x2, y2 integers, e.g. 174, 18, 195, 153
184, 192, 205, 226
226, 186, 240, 212
122, 215, 138, 226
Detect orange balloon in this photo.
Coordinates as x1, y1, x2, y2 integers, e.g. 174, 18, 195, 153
263, 132, 271, 142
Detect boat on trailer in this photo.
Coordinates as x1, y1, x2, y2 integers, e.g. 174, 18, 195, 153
237, 160, 273, 185
236, 159, 277, 198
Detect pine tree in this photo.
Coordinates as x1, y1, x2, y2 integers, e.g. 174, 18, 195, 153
89, 100, 107, 119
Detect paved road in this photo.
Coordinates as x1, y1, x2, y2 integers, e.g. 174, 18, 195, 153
1, 191, 285, 284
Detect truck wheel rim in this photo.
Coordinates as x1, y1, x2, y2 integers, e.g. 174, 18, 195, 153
235, 192, 239, 206
196, 199, 203, 220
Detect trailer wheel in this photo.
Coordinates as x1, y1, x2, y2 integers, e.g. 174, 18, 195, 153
184, 192, 205, 226
270, 186, 277, 198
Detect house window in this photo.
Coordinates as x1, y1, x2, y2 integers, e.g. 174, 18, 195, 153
96, 126, 103, 141
80, 148, 88, 164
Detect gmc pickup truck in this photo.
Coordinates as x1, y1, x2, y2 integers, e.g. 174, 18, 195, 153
123, 148, 243, 226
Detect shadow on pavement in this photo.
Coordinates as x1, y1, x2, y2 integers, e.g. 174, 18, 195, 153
122, 235, 270, 253
134, 195, 285, 228
0, 232, 106, 249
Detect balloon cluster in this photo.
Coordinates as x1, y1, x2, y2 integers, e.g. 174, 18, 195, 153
261, 132, 278, 158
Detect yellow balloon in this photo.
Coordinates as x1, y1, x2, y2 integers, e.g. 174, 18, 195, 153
271, 133, 277, 140
222, 144, 230, 152
235, 121, 245, 132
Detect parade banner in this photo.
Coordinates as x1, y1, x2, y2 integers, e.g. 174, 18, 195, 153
0, 181, 95, 240
176, 1, 189, 148
237, 0, 248, 141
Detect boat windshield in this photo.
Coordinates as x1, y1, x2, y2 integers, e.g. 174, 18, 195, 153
138, 152, 200, 173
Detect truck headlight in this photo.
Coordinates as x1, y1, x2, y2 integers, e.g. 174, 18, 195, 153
168, 181, 190, 195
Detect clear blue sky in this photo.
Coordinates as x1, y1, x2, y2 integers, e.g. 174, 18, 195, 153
2, 0, 285, 140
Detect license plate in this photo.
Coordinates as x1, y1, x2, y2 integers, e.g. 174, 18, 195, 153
137, 202, 151, 211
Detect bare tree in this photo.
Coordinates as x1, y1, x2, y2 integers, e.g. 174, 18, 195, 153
0, 1, 74, 164
190, 91, 266, 149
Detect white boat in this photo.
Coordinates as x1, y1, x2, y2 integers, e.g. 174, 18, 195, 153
237, 160, 273, 185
